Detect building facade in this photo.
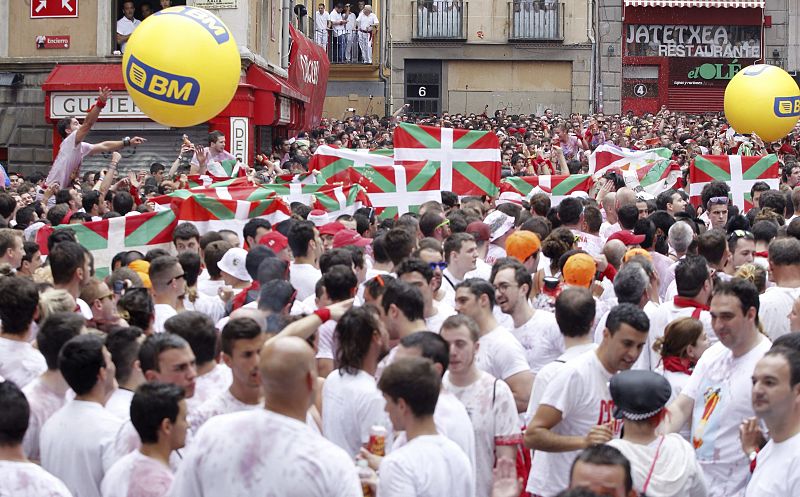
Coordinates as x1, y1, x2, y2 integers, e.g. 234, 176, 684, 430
0, 0, 328, 172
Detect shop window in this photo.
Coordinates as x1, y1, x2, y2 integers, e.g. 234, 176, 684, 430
112, 0, 187, 55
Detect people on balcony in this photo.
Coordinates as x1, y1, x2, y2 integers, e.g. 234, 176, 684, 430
314, 3, 330, 51
356, 4, 379, 64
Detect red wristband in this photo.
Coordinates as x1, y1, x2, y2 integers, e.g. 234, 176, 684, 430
314, 308, 331, 322
95, 99, 106, 109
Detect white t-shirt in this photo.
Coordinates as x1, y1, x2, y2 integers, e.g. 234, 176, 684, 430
183, 292, 226, 324
681, 338, 772, 497
645, 300, 717, 370
104, 388, 134, 421
599, 221, 621, 240
188, 363, 232, 412
608, 435, 708, 497
526, 350, 622, 497
758, 286, 800, 340
574, 230, 603, 257
329, 10, 346, 35
170, 409, 363, 497
290, 263, 322, 301
0, 460, 72, 497
663, 369, 692, 440
0, 336, 46, 388
475, 326, 531, 381
197, 278, 225, 298
77, 298, 93, 320
592, 300, 661, 371
152, 304, 177, 334
100, 450, 172, 497
46, 129, 93, 190
485, 244, 507, 266
425, 301, 456, 334
315, 320, 338, 361
511, 310, 564, 374
525, 343, 597, 425
40, 400, 123, 497
116, 16, 141, 53
22, 377, 68, 462
746, 431, 800, 497
314, 10, 330, 31
356, 11, 379, 32
378, 434, 475, 497
189, 388, 261, 433
322, 368, 392, 457
443, 371, 521, 497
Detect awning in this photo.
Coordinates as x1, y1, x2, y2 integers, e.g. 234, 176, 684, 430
42, 63, 127, 91
246, 65, 309, 104
624, 0, 764, 7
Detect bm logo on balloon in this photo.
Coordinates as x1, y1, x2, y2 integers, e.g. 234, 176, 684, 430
773, 96, 800, 118
126, 55, 200, 106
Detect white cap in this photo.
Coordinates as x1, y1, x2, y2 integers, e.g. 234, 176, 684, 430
217, 247, 252, 282
483, 210, 515, 242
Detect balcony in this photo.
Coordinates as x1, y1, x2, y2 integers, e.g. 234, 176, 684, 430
412, 1, 468, 41
508, 1, 563, 41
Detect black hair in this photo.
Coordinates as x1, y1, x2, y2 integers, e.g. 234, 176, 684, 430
258, 280, 296, 313
319, 248, 354, 274
321, 264, 358, 302
674, 254, 710, 298
396, 257, 434, 284
764, 346, 800, 387
456, 278, 496, 309
177, 251, 201, 288
59, 334, 107, 395
288, 220, 316, 258
381, 278, 425, 321
163, 312, 217, 365
203, 240, 233, 279
46, 228, 77, 253
220, 317, 263, 356
49, 241, 86, 285
419, 211, 447, 238
697, 229, 727, 266
106, 326, 144, 384
700, 180, 730, 209
399, 332, 449, 375
82, 190, 102, 213
713, 278, 760, 324
335, 306, 382, 375
37, 312, 85, 370
257, 257, 289, 285
384, 228, 416, 266
172, 222, 200, 244
138, 333, 191, 375
443, 232, 475, 264
752, 220, 778, 245
0, 381, 29, 446
246, 245, 275, 280
555, 287, 596, 338
490, 257, 533, 298
617, 204, 639, 230
117, 288, 155, 330
606, 303, 649, 335
130, 382, 185, 444
378, 357, 440, 417
557, 197, 583, 225
0, 276, 39, 335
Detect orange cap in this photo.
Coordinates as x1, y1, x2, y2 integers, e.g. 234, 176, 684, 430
505, 231, 541, 263
563, 253, 597, 288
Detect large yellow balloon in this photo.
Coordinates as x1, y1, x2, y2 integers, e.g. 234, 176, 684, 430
724, 64, 800, 142
122, 6, 240, 128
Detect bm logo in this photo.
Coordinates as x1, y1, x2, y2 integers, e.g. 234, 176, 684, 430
126, 55, 200, 106
774, 96, 800, 118
155, 7, 230, 44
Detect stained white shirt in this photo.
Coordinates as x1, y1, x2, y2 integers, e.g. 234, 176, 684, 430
188, 363, 233, 413
475, 326, 531, 381
321, 368, 392, 457
40, 400, 123, 497
378, 434, 475, 497
22, 378, 68, 461
152, 305, 177, 334
746, 431, 800, 497
0, 336, 46, 388
510, 310, 563, 373
169, 409, 363, 497
0, 460, 72, 497
100, 450, 172, 497
189, 389, 261, 433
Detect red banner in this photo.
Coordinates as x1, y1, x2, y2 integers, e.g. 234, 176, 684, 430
288, 25, 330, 132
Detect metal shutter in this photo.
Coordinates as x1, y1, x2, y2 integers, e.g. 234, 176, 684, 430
667, 87, 725, 113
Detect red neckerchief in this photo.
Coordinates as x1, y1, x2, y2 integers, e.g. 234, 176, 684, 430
662, 356, 694, 375
754, 251, 768, 258
673, 296, 709, 319
231, 280, 260, 311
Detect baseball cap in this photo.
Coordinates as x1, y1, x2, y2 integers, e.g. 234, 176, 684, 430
623, 248, 652, 263
496, 191, 525, 207
466, 221, 490, 243
483, 211, 514, 242
607, 230, 646, 246
318, 221, 346, 237
333, 229, 371, 248
563, 253, 597, 288
308, 209, 330, 226
258, 231, 289, 253
506, 231, 541, 263
610, 370, 672, 421
217, 247, 252, 282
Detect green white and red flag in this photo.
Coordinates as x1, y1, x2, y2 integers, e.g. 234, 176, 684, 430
184, 174, 243, 189
689, 154, 779, 211
172, 194, 292, 234
393, 123, 501, 196
500, 174, 595, 205
590, 144, 673, 177
36, 210, 179, 279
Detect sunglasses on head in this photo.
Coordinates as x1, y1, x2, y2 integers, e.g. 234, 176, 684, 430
728, 230, 753, 242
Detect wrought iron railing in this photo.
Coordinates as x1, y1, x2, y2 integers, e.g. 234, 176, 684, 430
412, 1, 468, 40
508, 1, 563, 41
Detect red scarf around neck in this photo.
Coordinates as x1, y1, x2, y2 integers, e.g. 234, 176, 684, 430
673, 296, 709, 319
662, 356, 694, 375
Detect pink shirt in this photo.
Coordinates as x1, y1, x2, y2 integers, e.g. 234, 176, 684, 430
46, 131, 93, 188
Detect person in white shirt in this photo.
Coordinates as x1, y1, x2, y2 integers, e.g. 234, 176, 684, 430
745, 346, 800, 497
148, 256, 186, 333
483, 211, 515, 265
288, 221, 324, 301
189, 318, 266, 432
355, 4, 378, 63
190, 131, 236, 177
0, 276, 46, 388
526, 303, 650, 497
396, 258, 456, 334
606, 370, 708, 497
101, 382, 187, 497
329, 3, 348, 62
50, 241, 94, 320
567, 444, 638, 497
723, 229, 755, 277
313, 2, 331, 50
0, 381, 72, 497
322, 306, 393, 457
491, 258, 561, 374
115, 1, 141, 53
80, 279, 128, 333
440, 315, 521, 497
455, 278, 533, 412
217, 247, 252, 295
759, 238, 800, 340
170, 336, 363, 497
197, 240, 232, 297
373, 279, 429, 378
22, 313, 84, 461
105, 327, 147, 420
442, 233, 479, 301
343, 4, 357, 62
525, 287, 597, 425
666, 278, 772, 497
40, 334, 123, 497
315, 264, 359, 378
559, 197, 603, 257
362, 356, 474, 497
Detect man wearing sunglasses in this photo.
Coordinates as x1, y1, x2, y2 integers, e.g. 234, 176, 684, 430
80, 279, 128, 333
149, 256, 186, 334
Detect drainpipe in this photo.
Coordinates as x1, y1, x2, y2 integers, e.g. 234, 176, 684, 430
281, 0, 292, 68
378, 0, 391, 116
586, 0, 596, 114
595, 0, 603, 113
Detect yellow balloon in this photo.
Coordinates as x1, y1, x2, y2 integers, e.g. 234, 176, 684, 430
122, 6, 240, 128
724, 64, 800, 142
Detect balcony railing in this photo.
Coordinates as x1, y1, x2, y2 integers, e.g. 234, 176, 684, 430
508, 1, 563, 41
412, 1, 468, 41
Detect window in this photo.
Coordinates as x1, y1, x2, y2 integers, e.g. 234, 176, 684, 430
112, 0, 188, 54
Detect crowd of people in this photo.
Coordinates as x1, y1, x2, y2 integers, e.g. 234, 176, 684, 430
1, 86, 800, 497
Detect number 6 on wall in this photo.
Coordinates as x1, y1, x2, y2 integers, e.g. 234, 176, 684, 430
418, 86, 426, 97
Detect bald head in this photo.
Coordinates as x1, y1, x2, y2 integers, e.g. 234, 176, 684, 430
615, 187, 637, 210
603, 239, 627, 270
601, 192, 616, 212
260, 337, 316, 414
229, 307, 267, 332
